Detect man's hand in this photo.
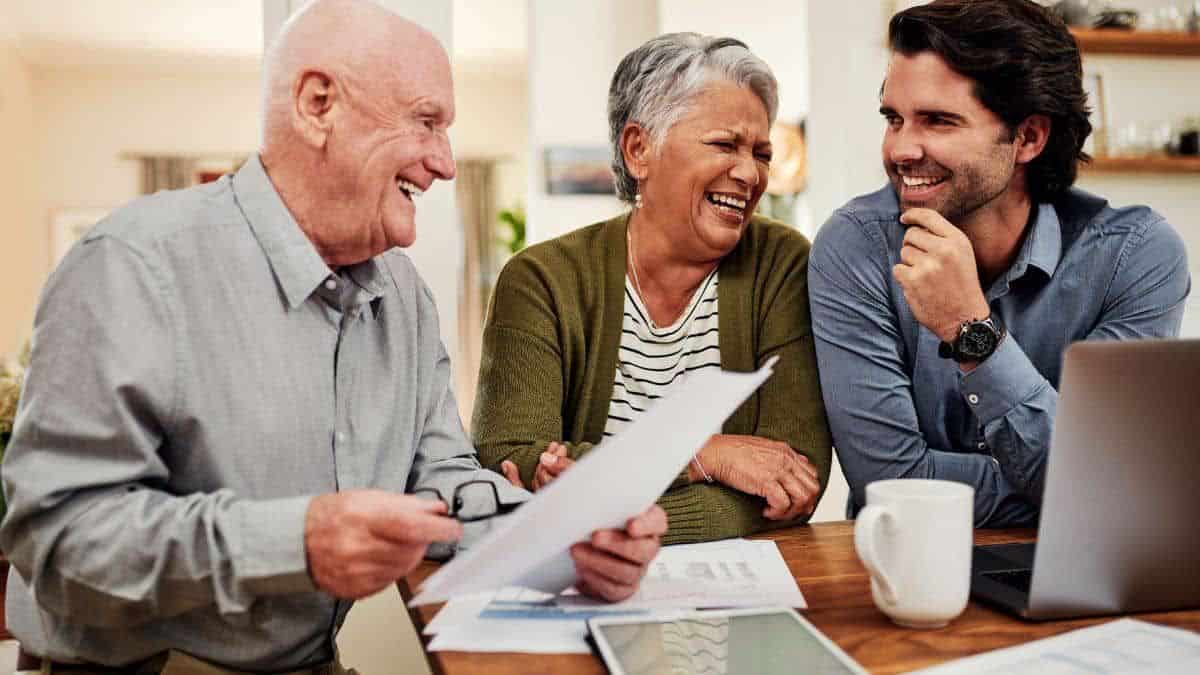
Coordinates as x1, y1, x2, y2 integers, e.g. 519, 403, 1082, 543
698, 434, 821, 521
305, 490, 463, 599
571, 505, 667, 602
894, 208, 990, 343
502, 463, 667, 602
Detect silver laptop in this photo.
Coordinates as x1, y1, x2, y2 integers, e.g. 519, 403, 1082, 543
971, 338, 1200, 620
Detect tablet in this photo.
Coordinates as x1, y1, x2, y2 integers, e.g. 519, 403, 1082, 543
587, 607, 866, 675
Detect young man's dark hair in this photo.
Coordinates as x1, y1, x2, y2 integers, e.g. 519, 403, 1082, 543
888, 0, 1092, 203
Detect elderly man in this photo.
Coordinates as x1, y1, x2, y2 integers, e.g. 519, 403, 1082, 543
0, 0, 666, 671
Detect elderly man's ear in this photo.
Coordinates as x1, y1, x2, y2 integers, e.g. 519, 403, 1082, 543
292, 70, 339, 148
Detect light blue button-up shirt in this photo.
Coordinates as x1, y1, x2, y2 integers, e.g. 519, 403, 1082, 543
809, 185, 1190, 527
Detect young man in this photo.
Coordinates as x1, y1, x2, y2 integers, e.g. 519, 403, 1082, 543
809, 0, 1190, 527
0, 1, 666, 671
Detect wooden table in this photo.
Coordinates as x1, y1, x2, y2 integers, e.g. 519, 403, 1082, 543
401, 521, 1200, 674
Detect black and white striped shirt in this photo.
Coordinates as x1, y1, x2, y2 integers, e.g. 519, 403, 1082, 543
605, 270, 721, 437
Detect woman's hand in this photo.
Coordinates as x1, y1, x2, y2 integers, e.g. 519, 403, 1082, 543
696, 434, 820, 521
500, 441, 575, 492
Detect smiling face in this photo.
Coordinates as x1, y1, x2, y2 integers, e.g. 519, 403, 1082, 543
320, 42, 457, 261
880, 51, 1021, 226
637, 79, 772, 259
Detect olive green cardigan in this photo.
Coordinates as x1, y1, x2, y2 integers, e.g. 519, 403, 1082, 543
472, 213, 832, 544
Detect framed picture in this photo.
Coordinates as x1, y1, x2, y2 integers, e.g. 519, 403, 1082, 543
1082, 68, 1110, 158
49, 207, 112, 270
543, 146, 615, 195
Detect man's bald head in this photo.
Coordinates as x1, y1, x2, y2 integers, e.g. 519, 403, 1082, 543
262, 0, 449, 148
258, 0, 457, 266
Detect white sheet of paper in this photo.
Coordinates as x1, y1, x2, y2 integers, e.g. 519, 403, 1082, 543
911, 618, 1200, 675
409, 359, 778, 606
428, 617, 591, 654
555, 539, 806, 611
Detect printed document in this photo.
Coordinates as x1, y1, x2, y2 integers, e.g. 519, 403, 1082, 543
425, 538, 806, 654
557, 538, 805, 611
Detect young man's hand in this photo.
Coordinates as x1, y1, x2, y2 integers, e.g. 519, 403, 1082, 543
893, 208, 991, 344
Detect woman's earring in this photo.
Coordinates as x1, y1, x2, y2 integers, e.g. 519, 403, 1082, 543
634, 192, 644, 210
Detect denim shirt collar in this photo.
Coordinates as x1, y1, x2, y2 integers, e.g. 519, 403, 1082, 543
992, 202, 1062, 297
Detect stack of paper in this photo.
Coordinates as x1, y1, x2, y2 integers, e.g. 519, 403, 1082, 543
425, 538, 807, 653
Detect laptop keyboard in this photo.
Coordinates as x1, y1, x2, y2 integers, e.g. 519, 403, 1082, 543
982, 569, 1033, 594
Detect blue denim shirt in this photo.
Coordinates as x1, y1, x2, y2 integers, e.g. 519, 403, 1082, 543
809, 185, 1190, 527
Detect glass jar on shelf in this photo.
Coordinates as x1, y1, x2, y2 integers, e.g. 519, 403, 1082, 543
1179, 117, 1200, 156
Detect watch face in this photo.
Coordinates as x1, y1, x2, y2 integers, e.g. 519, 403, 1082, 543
959, 324, 998, 359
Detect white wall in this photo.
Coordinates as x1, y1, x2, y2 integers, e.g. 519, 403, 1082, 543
805, 1, 892, 234
658, 0, 809, 123
803, 0, 895, 523
453, 66, 528, 211
33, 66, 260, 218
0, 40, 39, 358
525, 0, 658, 243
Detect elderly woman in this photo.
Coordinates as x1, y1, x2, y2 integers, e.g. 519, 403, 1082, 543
474, 33, 831, 545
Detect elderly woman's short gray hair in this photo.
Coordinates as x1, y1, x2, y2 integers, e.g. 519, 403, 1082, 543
607, 33, 779, 203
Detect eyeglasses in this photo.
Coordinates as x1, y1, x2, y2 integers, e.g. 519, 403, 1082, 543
413, 480, 523, 523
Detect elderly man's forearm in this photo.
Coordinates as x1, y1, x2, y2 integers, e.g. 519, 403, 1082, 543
2, 491, 313, 627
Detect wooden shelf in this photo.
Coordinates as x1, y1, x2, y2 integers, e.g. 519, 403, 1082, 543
1071, 28, 1200, 57
1084, 155, 1200, 174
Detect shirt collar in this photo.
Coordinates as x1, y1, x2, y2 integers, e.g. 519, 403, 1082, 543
1005, 202, 1062, 285
232, 155, 387, 313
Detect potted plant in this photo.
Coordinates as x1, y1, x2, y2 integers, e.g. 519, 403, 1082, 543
497, 204, 526, 256
0, 341, 29, 523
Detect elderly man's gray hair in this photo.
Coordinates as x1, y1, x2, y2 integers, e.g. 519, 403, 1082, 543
607, 33, 779, 203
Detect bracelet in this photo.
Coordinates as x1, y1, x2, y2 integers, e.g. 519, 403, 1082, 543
691, 454, 715, 483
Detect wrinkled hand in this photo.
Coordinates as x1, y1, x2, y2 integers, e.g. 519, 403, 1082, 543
572, 505, 667, 602
305, 490, 463, 599
698, 434, 820, 521
893, 208, 990, 343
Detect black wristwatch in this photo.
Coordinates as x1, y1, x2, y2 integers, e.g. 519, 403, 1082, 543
938, 314, 1006, 363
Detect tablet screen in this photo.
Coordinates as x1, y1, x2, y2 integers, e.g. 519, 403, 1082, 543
590, 609, 862, 675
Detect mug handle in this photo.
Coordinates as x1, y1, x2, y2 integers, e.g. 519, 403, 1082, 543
855, 504, 899, 606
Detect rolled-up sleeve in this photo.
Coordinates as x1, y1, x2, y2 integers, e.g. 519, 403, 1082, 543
0, 236, 314, 628
809, 212, 1034, 527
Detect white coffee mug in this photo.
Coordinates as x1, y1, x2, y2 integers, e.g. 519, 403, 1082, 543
854, 479, 974, 628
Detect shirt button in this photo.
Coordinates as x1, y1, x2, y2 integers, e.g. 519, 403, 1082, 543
335, 432, 347, 444
967, 394, 980, 405
325, 279, 338, 291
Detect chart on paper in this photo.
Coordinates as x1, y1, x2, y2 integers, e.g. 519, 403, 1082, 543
556, 538, 806, 611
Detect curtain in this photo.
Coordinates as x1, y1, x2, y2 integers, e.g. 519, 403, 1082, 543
454, 160, 498, 428
140, 157, 196, 194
